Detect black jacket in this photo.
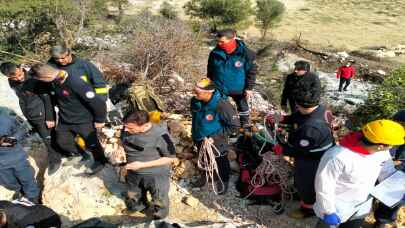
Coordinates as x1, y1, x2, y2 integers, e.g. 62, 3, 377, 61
50, 75, 107, 124
281, 72, 321, 107
9, 71, 54, 122
282, 105, 335, 159
48, 55, 108, 98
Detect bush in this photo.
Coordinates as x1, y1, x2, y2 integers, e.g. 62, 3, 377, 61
255, 0, 285, 39
103, 11, 200, 87
160, 1, 178, 20
0, 0, 108, 61
184, 0, 253, 31
351, 65, 405, 128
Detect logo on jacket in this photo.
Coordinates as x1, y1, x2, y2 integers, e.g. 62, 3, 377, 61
299, 139, 310, 147
205, 114, 214, 121
62, 89, 70, 96
235, 61, 243, 68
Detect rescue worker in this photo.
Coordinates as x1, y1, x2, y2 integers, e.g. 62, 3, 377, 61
337, 60, 356, 92
281, 61, 321, 113
0, 62, 61, 174
31, 64, 108, 175
0, 113, 40, 204
373, 110, 405, 228
0, 200, 61, 227
270, 84, 335, 219
122, 110, 178, 219
314, 119, 405, 228
207, 29, 257, 129
191, 78, 240, 194
48, 45, 109, 100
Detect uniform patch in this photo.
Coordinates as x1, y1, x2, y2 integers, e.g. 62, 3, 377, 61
85, 91, 95, 99
206, 114, 214, 121
299, 139, 310, 147
62, 90, 70, 96
235, 61, 243, 68
293, 123, 298, 130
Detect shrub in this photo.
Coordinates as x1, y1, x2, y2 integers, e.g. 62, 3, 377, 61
255, 0, 285, 39
184, 0, 253, 31
351, 65, 405, 128
0, 0, 108, 61
160, 1, 178, 20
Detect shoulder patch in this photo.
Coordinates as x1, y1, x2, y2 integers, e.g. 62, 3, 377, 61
85, 91, 95, 99
299, 139, 310, 147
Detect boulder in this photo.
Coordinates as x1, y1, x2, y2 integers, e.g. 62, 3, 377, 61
42, 164, 127, 227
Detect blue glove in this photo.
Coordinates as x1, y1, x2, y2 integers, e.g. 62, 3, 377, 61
323, 213, 341, 225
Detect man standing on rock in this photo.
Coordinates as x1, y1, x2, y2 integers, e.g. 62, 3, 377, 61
122, 110, 178, 220
31, 63, 108, 175
270, 83, 335, 219
191, 78, 240, 194
337, 60, 356, 92
314, 119, 405, 228
48, 45, 109, 100
207, 29, 257, 130
281, 61, 321, 113
0, 62, 61, 174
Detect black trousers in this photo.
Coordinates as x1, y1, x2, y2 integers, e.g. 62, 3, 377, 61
339, 77, 351, 91
55, 123, 108, 164
294, 157, 320, 205
125, 172, 170, 219
28, 119, 62, 160
315, 218, 364, 228
374, 202, 401, 224
230, 94, 250, 127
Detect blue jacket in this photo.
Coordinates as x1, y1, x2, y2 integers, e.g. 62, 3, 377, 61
0, 114, 28, 169
207, 40, 257, 95
191, 91, 240, 141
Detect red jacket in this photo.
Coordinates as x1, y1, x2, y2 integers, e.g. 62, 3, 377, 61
336, 66, 355, 79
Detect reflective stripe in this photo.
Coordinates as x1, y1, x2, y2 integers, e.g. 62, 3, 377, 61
95, 87, 109, 94
309, 143, 334, 152
80, 75, 89, 83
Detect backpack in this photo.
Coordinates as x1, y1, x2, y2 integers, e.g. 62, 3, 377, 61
128, 82, 166, 112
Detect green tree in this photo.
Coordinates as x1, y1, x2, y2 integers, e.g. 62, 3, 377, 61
184, 0, 252, 31
352, 66, 405, 128
0, 0, 108, 60
160, 1, 178, 20
255, 0, 285, 39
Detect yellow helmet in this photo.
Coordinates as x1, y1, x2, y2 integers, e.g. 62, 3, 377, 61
362, 119, 405, 145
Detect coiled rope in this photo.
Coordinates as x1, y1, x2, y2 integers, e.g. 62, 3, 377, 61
197, 137, 224, 195
244, 112, 295, 213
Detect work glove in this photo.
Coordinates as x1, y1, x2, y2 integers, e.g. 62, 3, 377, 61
323, 213, 341, 225
272, 144, 284, 155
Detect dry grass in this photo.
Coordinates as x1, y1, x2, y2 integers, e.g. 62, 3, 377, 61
254, 0, 405, 53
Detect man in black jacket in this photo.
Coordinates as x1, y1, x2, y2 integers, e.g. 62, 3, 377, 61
270, 84, 335, 219
32, 63, 108, 175
48, 45, 109, 100
281, 61, 321, 113
0, 62, 61, 174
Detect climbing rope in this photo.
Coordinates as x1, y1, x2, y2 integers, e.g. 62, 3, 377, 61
197, 137, 224, 195
243, 112, 296, 213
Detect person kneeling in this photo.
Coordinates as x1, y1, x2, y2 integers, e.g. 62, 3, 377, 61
122, 111, 178, 220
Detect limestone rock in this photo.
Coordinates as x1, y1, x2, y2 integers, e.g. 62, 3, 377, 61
42, 164, 127, 227
173, 160, 199, 179
182, 195, 199, 207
